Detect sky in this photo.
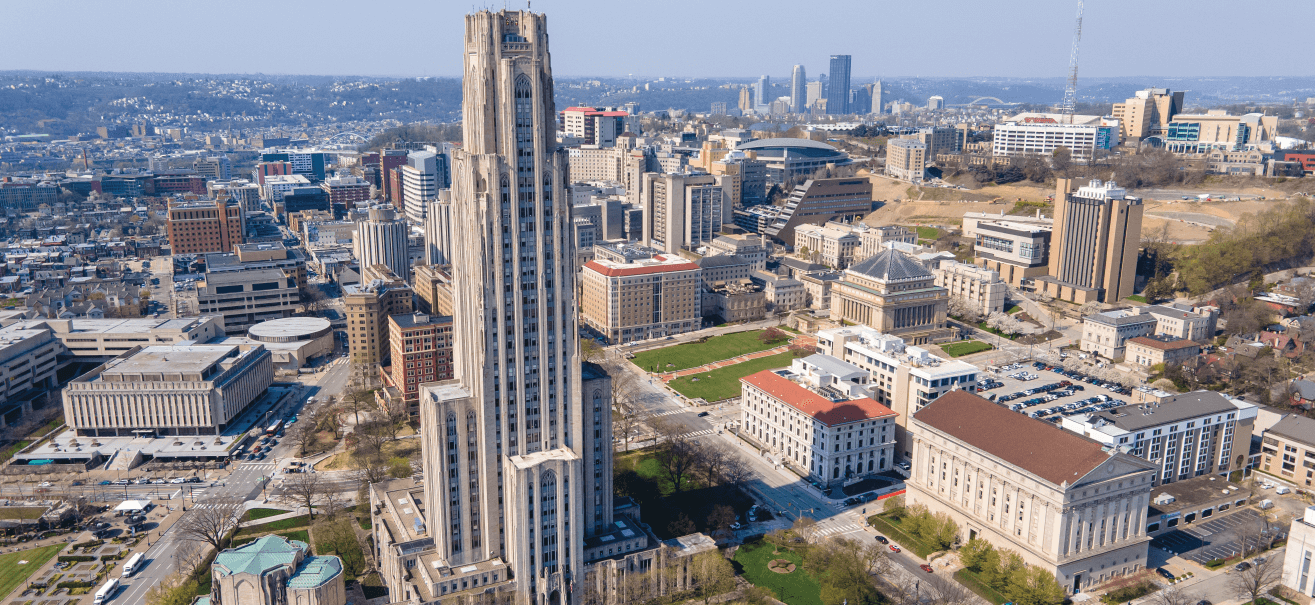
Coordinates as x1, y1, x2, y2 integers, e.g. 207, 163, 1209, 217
1, 0, 1311, 80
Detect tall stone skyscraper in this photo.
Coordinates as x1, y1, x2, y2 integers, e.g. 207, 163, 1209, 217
418, 10, 616, 605
790, 64, 806, 114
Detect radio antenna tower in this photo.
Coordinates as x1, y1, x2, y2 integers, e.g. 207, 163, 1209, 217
1061, 0, 1084, 122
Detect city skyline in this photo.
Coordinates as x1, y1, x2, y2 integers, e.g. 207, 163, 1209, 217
0, 0, 1310, 79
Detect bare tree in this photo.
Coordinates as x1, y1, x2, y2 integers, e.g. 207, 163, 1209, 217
655, 434, 700, 493
283, 471, 325, 520
176, 506, 239, 553
292, 419, 318, 456
174, 540, 207, 578
341, 388, 374, 428
1150, 586, 1198, 605
720, 454, 752, 489
924, 573, 975, 605
1230, 552, 1281, 605
697, 444, 728, 486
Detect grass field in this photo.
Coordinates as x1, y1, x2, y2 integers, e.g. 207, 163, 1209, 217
731, 540, 822, 605
955, 569, 1009, 605
630, 329, 787, 373
0, 507, 46, 520
243, 508, 290, 522
1005, 304, 1023, 314
915, 226, 940, 239
939, 340, 993, 358
1127, 295, 1148, 303
235, 515, 310, 537
667, 350, 805, 401
0, 543, 65, 600
866, 513, 937, 558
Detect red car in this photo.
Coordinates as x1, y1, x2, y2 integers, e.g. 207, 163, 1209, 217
920, 564, 934, 573
888, 544, 901, 553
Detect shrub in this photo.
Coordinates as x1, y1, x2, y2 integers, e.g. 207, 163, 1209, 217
1101, 580, 1157, 604
72, 540, 103, 550
58, 555, 96, 563
57, 580, 96, 589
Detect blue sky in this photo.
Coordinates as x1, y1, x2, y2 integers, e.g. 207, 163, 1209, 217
1, 0, 1310, 78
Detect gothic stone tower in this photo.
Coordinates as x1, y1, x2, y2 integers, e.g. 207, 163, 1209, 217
418, 10, 612, 605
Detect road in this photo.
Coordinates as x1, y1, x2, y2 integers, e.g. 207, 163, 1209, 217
111, 358, 355, 603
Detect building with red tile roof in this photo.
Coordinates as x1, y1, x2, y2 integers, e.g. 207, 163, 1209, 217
740, 361, 898, 487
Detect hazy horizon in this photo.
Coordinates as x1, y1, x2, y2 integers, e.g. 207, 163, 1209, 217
1, 0, 1311, 80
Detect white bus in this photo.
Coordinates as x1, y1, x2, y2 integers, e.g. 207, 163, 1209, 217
122, 552, 144, 577
93, 578, 119, 604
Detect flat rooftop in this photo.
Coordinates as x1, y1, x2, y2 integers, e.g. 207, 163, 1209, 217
101, 345, 238, 378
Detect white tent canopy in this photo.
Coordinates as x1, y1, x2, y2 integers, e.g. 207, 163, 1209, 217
114, 500, 151, 512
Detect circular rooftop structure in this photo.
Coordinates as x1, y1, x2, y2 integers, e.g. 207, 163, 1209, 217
248, 317, 333, 344
736, 137, 847, 159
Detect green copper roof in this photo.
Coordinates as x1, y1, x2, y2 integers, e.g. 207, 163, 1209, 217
193, 596, 212, 605
213, 534, 308, 578
288, 555, 344, 588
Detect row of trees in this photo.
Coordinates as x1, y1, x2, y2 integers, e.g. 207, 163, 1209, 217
958, 539, 1065, 605
884, 498, 959, 551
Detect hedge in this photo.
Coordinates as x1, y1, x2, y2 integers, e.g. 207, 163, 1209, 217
100, 552, 125, 561
57, 580, 97, 589
58, 555, 97, 563
72, 540, 103, 550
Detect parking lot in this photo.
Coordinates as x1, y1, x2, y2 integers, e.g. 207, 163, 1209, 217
1149, 509, 1281, 564
978, 362, 1135, 424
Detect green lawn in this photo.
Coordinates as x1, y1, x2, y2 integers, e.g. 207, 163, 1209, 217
955, 569, 1009, 605
732, 540, 822, 605
244, 508, 291, 522
667, 350, 806, 401
940, 340, 993, 358
0, 543, 65, 600
0, 441, 30, 464
0, 507, 46, 521
1005, 304, 1023, 314
616, 448, 708, 496
234, 515, 310, 537
233, 529, 311, 549
630, 329, 788, 373
1127, 295, 1148, 303
915, 226, 940, 239
866, 513, 937, 558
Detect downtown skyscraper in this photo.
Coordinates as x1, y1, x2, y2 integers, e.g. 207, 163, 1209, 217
417, 9, 616, 605
826, 54, 851, 115
790, 64, 806, 113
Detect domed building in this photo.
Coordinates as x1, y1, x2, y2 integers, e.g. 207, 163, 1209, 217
198, 534, 345, 605
829, 248, 953, 345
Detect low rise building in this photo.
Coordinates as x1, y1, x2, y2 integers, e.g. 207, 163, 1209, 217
580, 251, 701, 345
166, 198, 244, 255
740, 355, 898, 486
885, 139, 927, 181
1060, 390, 1254, 486
909, 390, 1157, 594
794, 223, 860, 268
207, 535, 346, 605
798, 271, 843, 310
1081, 304, 1218, 360
703, 280, 766, 323
1261, 415, 1315, 487
185, 268, 300, 334
972, 220, 1052, 288
815, 325, 978, 460
829, 248, 952, 345
1282, 506, 1315, 600
704, 233, 769, 270
934, 260, 1006, 316
858, 225, 918, 259
62, 344, 273, 437
1126, 335, 1200, 369
752, 271, 807, 312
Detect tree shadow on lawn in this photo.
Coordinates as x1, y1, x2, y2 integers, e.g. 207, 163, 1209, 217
616, 469, 756, 540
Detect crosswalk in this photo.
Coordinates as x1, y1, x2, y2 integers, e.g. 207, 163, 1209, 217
239, 462, 278, 470
812, 523, 862, 538
645, 409, 688, 418
190, 501, 238, 510
680, 429, 713, 439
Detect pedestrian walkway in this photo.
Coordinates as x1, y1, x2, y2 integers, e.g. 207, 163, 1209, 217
657, 334, 816, 384
239, 462, 278, 470
813, 523, 862, 537
645, 409, 688, 419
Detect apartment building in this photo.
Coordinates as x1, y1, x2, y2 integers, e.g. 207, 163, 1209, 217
63, 344, 274, 437
886, 139, 927, 181
379, 312, 453, 418
1260, 416, 1315, 488
354, 206, 410, 281
580, 252, 701, 345
320, 174, 372, 208
992, 122, 1117, 164
752, 271, 807, 311
740, 355, 898, 487
1281, 506, 1315, 600
1061, 390, 1254, 486
815, 325, 978, 460
400, 150, 449, 223
794, 223, 860, 268
344, 265, 413, 373
207, 179, 262, 213
166, 198, 244, 255
640, 172, 732, 254
829, 248, 952, 345
262, 174, 312, 203
910, 390, 1157, 594
1126, 335, 1200, 369
1111, 88, 1184, 142
0, 325, 59, 404
934, 260, 1006, 316
1081, 304, 1218, 359
567, 146, 626, 183
1038, 179, 1143, 303
560, 106, 627, 147
972, 220, 1052, 288
412, 264, 454, 316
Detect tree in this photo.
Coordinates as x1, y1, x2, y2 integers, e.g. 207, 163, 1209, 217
145, 573, 201, 605
655, 434, 700, 492
667, 512, 696, 536
883, 494, 906, 519
292, 418, 319, 456
690, 550, 735, 604
1005, 565, 1065, 605
341, 388, 374, 428
175, 505, 238, 554
1230, 552, 1281, 605
300, 284, 330, 314
697, 444, 728, 487
949, 297, 982, 323
1150, 586, 1198, 605
1051, 146, 1073, 176
706, 505, 736, 541
759, 327, 788, 345
580, 338, 605, 364
720, 454, 751, 489
283, 471, 325, 520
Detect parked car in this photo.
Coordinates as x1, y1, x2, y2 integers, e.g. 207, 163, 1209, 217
874, 536, 888, 544
920, 564, 934, 573
888, 544, 901, 553
1156, 567, 1175, 581
1235, 562, 1252, 571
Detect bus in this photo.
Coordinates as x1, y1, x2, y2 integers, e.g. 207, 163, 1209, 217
265, 420, 284, 436
93, 578, 119, 604
122, 552, 144, 578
